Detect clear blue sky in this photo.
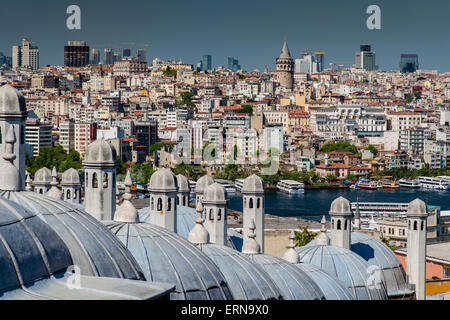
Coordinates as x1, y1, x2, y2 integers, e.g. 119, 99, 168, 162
1, 0, 449, 72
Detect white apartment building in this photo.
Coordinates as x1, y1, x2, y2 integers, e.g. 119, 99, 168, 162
387, 111, 422, 131
12, 38, 39, 71
59, 121, 74, 152
75, 123, 95, 155
25, 120, 52, 157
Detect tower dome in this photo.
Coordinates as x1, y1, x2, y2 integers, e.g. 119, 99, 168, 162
61, 168, 81, 185
34, 167, 52, 184
83, 139, 118, 166
242, 174, 264, 194
195, 175, 214, 195
148, 168, 178, 192
0, 84, 27, 117
330, 196, 352, 216
176, 174, 190, 193
203, 183, 228, 204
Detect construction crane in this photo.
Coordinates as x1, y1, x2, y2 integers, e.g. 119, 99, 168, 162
330, 61, 353, 72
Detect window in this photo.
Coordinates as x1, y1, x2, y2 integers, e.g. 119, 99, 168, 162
103, 173, 108, 188
168, 198, 172, 211
86, 173, 89, 188
92, 173, 98, 188
421, 221, 424, 231
73, 189, 77, 199
66, 190, 71, 199
244, 197, 247, 208
414, 221, 418, 231
183, 196, 186, 206
249, 198, 253, 209
209, 209, 214, 221
157, 198, 162, 211
257, 198, 260, 209
337, 220, 341, 230
344, 220, 348, 230
217, 209, 222, 221
177, 197, 180, 205
151, 197, 154, 210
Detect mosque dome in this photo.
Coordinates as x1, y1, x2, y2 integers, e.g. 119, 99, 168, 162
34, 167, 52, 185
350, 231, 414, 298
242, 174, 264, 194
104, 221, 233, 300
329, 196, 353, 216
61, 168, 81, 185
197, 243, 282, 300
244, 253, 326, 300
0, 190, 144, 280
148, 168, 178, 192
0, 84, 27, 117
138, 205, 243, 250
195, 175, 214, 194
83, 139, 117, 166
203, 183, 228, 204
176, 174, 190, 193
296, 245, 388, 300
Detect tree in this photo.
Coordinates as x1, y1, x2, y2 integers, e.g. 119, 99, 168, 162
322, 141, 358, 155
293, 226, 318, 247
26, 145, 82, 175
325, 173, 338, 182
236, 104, 253, 116
405, 93, 413, 103
414, 91, 422, 100
367, 144, 378, 157
162, 68, 177, 77
174, 91, 195, 107
309, 170, 320, 183
346, 173, 357, 182
380, 236, 397, 251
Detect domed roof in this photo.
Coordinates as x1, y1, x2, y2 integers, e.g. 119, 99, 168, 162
350, 232, 413, 298
61, 168, 81, 185
197, 243, 282, 300
329, 196, 352, 216
0, 190, 144, 280
203, 183, 228, 204
138, 205, 243, 250
176, 174, 190, 193
245, 254, 325, 300
148, 168, 178, 192
293, 263, 354, 300
296, 245, 388, 300
34, 167, 52, 185
407, 198, 427, 217
104, 221, 233, 300
0, 84, 27, 117
195, 175, 214, 194
242, 174, 264, 194
83, 139, 118, 166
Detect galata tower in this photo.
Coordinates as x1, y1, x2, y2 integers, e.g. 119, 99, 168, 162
275, 38, 294, 90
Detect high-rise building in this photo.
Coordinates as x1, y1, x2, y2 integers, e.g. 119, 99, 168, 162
59, 120, 75, 152
135, 121, 158, 157
0, 52, 12, 66
400, 54, 419, 73
104, 48, 114, 65
12, 38, 39, 71
355, 44, 376, 71
64, 41, 90, 67
90, 48, 100, 65
136, 48, 147, 62
25, 118, 52, 157
122, 48, 132, 58
314, 52, 325, 72
275, 39, 294, 90
227, 57, 241, 72
202, 55, 212, 71
295, 50, 320, 73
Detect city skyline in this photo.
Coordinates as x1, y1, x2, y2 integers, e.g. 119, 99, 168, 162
0, 0, 449, 72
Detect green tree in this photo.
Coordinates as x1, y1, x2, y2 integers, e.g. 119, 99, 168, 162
26, 145, 82, 175
380, 236, 397, 251
367, 144, 378, 157
325, 173, 338, 182
414, 91, 422, 100
236, 104, 254, 116
174, 91, 195, 107
309, 170, 320, 183
293, 226, 318, 247
346, 173, 357, 182
322, 141, 358, 155
405, 93, 413, 103
162, 68, 177, 77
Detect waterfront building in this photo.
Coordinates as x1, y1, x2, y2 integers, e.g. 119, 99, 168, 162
64, 41, 90, 67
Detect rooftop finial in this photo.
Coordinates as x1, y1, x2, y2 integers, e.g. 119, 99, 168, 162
114, 169, 139, 223
3, 124, 16, 162
242, 219, 260, 255
0, 125, 21, 191
316, 216, 330, 246
26, 171, 33, 191
281, 230, 299, 263
188, 199, 210, 245
51, 167, 58, 186
46, 166, 63, 199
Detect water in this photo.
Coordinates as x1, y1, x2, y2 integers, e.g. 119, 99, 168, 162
228, 189, 450, 221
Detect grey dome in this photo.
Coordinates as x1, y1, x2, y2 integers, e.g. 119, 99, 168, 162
148, 168, 178, 192
242, 174, 264, 194
350, 232, 413, 298
293, 262, 354, 300
0, 190, 144, 280
407, 198, 427, 217
203, 183, 228, 204
83, 139, 118, 166
61, 168, 81, 185
139, 205, 243, 250
329, 196, 352, 216
104, 221, 233, 300
296, 245, 388, 300
245, 254, 325, 300
34, 167, 52, 184
0, 84, 27, 117
197, 243, 282, 300
176, 174, 190, 193
195, 175, 214, 194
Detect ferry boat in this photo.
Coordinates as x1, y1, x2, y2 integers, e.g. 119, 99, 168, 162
215, 179, 237, 194
234, 179, 244, 192
398, 179, 421, 188
356, 180, 382, 190
349, 184, 360, 190
277, 180, 305, 194
379, 179, 399, 190
418, 176, 450, 190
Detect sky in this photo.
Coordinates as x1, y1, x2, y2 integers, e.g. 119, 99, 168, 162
0, 0, 449, 72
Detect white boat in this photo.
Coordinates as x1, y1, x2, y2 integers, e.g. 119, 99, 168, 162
418, 176, 450, 190
349, 184, 360, 190
223, 184, 237, 194
235, 179, 244, 192
277, 180, 305, 194
398, 179, 421, 188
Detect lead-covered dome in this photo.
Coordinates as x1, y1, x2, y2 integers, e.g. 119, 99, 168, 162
197, 243, 282, 300
330, 196, 352, 216
296, 245, 388, 300
61, 168, 81, 185
148, 168, 178, 192
203, 183, 228, 204
83, 139, 118, 166
0, 84, 27, 117
0, 190, 144, 280
34, 167, 52, 184
350, 232, 414, 298
104, 221, 233, 300
176, 174, 190, 193
242, 174, 264, 194
195, 175, 214, 194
